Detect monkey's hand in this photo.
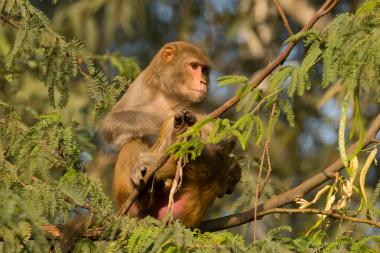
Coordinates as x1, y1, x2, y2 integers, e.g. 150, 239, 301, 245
174, 108, 196, 131
131, 152, 163, 189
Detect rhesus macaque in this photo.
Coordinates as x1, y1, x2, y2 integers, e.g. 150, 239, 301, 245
101, 41, 241, 227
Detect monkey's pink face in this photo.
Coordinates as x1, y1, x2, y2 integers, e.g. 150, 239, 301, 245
182, 60, 210, 103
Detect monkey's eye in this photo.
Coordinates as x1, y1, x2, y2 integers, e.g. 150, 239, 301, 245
190, 62, 198, 70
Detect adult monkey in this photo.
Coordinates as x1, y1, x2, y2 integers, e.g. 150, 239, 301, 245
101, 41, 241, 227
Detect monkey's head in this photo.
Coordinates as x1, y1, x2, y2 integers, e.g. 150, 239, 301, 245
144, 41, 211, 103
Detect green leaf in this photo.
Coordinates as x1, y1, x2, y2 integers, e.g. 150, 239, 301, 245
348, 97, 365, 160
232, 114, 254, 150
339, 92, 349, 167
217, 75, 248, 87
254, 116, 263, 145
269, 66, 295, 94
287, 69, 298, 98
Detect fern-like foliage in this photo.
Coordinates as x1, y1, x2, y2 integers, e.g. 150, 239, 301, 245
0, 0, 134, 116
0, 103, 113, 249
0, 0, 379, 252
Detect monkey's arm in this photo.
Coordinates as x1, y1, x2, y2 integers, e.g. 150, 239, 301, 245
102, 110, 162, 146
130, 109, 196, 189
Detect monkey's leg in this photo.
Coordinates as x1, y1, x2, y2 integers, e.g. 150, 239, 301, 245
113, 140, 149, 215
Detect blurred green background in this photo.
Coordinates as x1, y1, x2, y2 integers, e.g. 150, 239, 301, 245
1, 0, 377, 242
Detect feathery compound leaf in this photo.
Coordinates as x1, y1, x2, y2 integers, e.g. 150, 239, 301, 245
208, 118, 232, 144
285, 29, 321, 45
253, 116, 263, 145
232, 114, 254, 150
5, 27, 27, 70
372, 179, 380, 206
151, 226, 174, 252
266, 106, 280, 142
208, 118, 222, 143
322, 14, 351, 88
300, 42, 322, 74
350, 235, 380, 252
236, 85, 260, 112
217, 75, 248, 87
279, 100, 295, 127
323, 235, 353, 252
269, 66, 295, 94
357, 0, 380, 14
0, 0, 7, 12
287, 68, 298, 98
72, 38, 95, 75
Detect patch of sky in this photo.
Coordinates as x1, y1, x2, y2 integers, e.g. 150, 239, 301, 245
298, 132, 316, 156
80, 151, 92, 163
320, 98, 353, 124
209, 69, 242, 103
190, 18, 210, 43
152, 1, 173, 23
304, 116, 337, 145
208, 0, 237, 14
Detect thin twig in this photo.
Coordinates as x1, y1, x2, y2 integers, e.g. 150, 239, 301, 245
260, 143, 272, 194
253, 104, 275, 242
258, 103, 276, 196
76, 57, 91, 77
272, 0, 294, 35
253, 141, 266, 243
167, 157, 184, 221
0, 14, 21, 29
321, 0, 339, 15
257, 208, 380, 228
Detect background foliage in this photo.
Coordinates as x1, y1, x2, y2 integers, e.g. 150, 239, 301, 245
0, 0, 379, 252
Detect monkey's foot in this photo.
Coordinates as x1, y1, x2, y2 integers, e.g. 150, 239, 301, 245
174, 109, 196, 129
131, 165, 146, 189
131, 153, 164, 188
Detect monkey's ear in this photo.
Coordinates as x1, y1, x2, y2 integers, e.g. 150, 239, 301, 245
161, 45, 177, 62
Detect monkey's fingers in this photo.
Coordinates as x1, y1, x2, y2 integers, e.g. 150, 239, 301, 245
174, 108, 196, 129
131, 166, 147, 188
183, 110, 196, 126
174, 114, 185, 129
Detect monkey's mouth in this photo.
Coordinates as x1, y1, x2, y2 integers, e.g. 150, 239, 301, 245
189, 88, 207, 95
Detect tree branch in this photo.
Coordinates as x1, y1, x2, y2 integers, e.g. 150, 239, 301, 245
257, 208, 380, 228
199, 112, 380, 232
273, 0, 294, 35
0, 14, 21, 29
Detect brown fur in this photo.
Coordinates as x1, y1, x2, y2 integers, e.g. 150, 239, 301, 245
102, 41, 240, 227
